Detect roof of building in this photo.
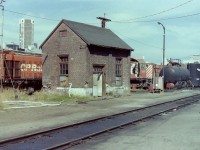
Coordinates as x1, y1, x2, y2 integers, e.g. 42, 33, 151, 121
130, 57, 146, 63
40, 19, 133, 50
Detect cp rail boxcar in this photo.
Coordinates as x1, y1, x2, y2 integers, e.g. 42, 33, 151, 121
0, 50, 42, 91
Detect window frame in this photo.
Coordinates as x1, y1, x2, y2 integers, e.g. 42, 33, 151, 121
115, 58, 122, 86
59, 55, 69, 76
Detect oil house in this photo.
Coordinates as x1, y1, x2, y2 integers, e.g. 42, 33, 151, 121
40, 19, 133, 96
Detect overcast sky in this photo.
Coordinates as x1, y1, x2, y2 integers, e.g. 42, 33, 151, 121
1, 0, 200, 63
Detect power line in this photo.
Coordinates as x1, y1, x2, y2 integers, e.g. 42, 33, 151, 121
112, 11, 200, 23
6, 8, 200, 25
4, 9, 99, 26
112, 0, 193, 23
134, 11, 200, 23
3, 2, 200, 25
114, 31, 161, 49
4, 9, 60, 21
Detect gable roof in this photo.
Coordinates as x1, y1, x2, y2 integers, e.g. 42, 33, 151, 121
40, 19, 133, 51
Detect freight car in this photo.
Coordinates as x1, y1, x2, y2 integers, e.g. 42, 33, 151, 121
0, 50, 42, 92
187, 63, 200, 87
159, 60, 192, 89
130, 58, 162, 90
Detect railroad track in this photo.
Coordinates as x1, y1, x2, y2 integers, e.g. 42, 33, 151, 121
0, 95, 200, 150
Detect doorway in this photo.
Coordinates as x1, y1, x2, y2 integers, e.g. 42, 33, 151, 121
93, 65, 105, 96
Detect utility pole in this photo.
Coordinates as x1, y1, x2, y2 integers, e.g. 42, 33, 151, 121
0, 0, 5, 92
97, 13, 111, 28
157, 22, 165, 92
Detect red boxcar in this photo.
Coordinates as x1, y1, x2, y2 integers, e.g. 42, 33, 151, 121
0, 50, 42, 90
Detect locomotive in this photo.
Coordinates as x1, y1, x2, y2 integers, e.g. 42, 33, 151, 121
0, 50, 42, 91
130, 58, 162, 90
130, 58, 194, 91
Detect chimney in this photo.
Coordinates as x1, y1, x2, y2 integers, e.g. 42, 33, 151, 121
97, 16, 111, 28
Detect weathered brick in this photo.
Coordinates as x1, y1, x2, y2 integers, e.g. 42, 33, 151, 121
41, 20, 131, 95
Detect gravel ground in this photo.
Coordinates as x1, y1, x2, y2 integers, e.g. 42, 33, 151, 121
68, 100, 200, 150
0, 89, 200, 141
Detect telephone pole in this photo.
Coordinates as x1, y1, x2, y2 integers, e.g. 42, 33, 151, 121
0, 0, 5, 92
157, 22, 165, 91
97, 13, 111, 28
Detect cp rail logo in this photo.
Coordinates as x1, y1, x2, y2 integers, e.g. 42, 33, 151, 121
197, 68, 200, 72
21, 63, 42, 72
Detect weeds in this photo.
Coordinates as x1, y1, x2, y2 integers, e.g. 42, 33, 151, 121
0, 101, 3, 109
0, 89, 93, 107
0, 87, 123, 110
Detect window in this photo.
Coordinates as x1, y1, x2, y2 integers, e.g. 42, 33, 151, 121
59, 30, 67, 37
59, 56, 69, 87
59, 56, 68, 75
115, 58, 122, 86
116, 58, 122, 77
93, 65, 103, 74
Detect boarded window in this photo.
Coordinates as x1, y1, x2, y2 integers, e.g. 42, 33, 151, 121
59, 56, 68, 75
59, 56, 69, 87
115, 58, 122, 86
59, 30, 67, 37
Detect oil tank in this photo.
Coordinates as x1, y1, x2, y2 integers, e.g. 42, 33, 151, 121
159, 66, 190, 83
187, 63, 200, 87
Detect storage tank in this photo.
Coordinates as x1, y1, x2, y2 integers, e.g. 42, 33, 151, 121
187, 63, 200, 87
159, 66, 190, 83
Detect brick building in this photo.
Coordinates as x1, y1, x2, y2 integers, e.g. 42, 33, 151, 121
40, 19, 133, 96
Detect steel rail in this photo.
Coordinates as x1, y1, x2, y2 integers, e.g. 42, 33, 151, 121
0, 94, 199, 150
48, 95, 200, 150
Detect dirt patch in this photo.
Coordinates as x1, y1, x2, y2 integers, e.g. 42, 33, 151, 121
2, 100, 62, 109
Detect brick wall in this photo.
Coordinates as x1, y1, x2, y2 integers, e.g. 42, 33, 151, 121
42, 23, 89, 88
89, 46, 130, 89
42, 22, 131, 94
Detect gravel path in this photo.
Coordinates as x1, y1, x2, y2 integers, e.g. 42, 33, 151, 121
0, 89, 199, 140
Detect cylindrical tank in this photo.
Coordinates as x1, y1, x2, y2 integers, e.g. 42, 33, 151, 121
187, 63, 200, 87
159, 66, 190, 83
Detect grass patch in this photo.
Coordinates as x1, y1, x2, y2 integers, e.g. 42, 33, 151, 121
0, 101, 3, 109
0, 89, 95, 110
21, 91, 93, 103
0, 89, 93, 103
0, 89, 17, 101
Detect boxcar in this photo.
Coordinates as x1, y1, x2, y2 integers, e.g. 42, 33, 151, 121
187, 63, 200, 87
0, 50, 42, 90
